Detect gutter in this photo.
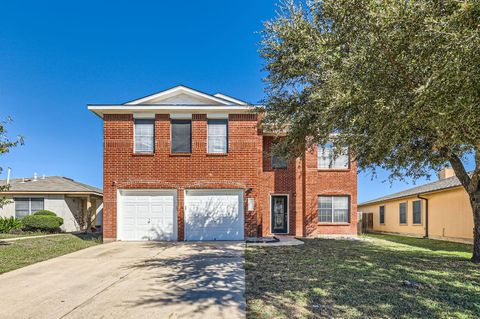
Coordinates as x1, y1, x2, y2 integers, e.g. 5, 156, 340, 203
417, 194, 429, 238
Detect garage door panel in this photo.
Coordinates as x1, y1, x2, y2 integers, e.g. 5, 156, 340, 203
118, 190, 177, 241
185, 189, 244, 241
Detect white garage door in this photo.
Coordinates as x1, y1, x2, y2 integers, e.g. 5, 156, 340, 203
118, 190, 177, 241
184, 189, 244, 241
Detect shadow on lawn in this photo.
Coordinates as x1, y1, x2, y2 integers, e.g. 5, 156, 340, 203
368, 233, 473, 253
246, 238, 480, 319
127, 242, 244, 317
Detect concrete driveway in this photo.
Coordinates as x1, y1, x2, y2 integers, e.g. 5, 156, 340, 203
0, 241, 245, 319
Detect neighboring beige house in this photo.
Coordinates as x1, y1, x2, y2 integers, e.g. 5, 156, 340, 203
0, 175, 103, 232
358, 168, 474, 244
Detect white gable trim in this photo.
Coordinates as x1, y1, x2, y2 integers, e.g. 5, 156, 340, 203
213, 93, 248, 105
124, 85, 233, 106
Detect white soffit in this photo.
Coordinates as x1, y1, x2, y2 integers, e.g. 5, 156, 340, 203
170, 113, 192, 119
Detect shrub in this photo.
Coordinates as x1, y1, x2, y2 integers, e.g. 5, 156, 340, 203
21, 214, 63, 232
0, 217, 22, 233
33, 210, 57, 216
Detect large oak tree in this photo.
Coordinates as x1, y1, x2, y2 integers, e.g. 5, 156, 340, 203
260, 0, 480, 262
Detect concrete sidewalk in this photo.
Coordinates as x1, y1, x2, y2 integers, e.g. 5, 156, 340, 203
0, 241, 245, 319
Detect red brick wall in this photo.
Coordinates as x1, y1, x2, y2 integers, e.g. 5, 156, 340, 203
259, 136, 298, 236
103, 113, 262, 240
102, 113, 357, 240
303, 145, 358, 236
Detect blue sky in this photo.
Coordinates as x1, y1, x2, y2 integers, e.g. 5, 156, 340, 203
0, 0, 459, 203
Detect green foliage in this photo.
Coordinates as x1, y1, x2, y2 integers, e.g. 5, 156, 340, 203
21, 214, 63, 232
0, 217, 22, 233
261, 0, 480, 262
261, 0, 480, 184
33, 210, 57, 216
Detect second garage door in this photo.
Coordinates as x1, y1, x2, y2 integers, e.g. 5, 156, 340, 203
184, 189, 244, 241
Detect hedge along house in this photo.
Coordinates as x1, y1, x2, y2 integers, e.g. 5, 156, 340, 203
358, 168, 474, 244
0, 175, 103, 232
88, 85, 358, 242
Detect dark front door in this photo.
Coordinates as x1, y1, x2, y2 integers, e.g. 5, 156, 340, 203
271, 195, 288, 234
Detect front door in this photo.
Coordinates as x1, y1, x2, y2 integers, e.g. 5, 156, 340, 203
271, 195, 288, 234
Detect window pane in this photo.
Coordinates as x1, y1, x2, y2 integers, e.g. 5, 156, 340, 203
30, 198, 44, 214
318, 143, 349, 169
272, 155, 287, 169
208, 119, 228, 153
318, 143, 333, 168
399, 202, 407, 224
318, 196, 332, 222
413, 201, 422, 224
380, 206, 385, 224
333, 196, 349, 222
15, 198, 30, 218
134, 119, 154, 153
171, 120, 191, 153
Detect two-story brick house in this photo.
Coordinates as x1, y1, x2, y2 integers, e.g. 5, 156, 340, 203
89, 85, 357, 242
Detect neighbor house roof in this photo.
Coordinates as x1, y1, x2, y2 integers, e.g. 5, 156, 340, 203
359, 175, 462, 206
0, 176, 102, 196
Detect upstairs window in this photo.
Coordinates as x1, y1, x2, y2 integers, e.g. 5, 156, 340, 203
318, 196, 350, 223
412, 200, 422, 224
318, 142, 349, 169
379, 205, 385, 224
272, 154, 287, 169
207, 119, 228, 153
171, 119, 192, 153
399, 202, 407, 224
134, 119, 154, 153
15, 197, 44, 218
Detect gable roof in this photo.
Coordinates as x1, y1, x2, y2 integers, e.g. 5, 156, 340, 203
359, 175, 462, 206
88, 85, 255, 118
124, 85, 235, 106
0, 176, 102, 196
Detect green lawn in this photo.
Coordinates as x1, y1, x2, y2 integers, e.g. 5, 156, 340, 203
0, 234, 101, 274
0, 232, 52, 239
246, 234, 480, 319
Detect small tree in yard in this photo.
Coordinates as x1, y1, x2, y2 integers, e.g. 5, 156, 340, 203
0, 117, 23, 208
261, 1, 480, 262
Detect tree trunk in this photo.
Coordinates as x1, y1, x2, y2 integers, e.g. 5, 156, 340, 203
469, 191, 480, 263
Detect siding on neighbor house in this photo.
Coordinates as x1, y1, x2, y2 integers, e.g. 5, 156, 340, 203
0, 195, 103, 232
359, 187, 474, 243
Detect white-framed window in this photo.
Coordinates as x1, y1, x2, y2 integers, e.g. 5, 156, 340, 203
171, 119, 192, 153
14, 197, 44, 218
134, 119, 154, 153
318, 142, 349, 169
318, 195, 350, 223
207, 119, 228, 153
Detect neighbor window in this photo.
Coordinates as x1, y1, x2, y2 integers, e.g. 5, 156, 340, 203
399, 202, 407, 224
171, 119, 192, 153
272, 154, 287, 169
134, 119, 154, 153
207, 119, 228, 153
412, 200, 422, 224
379, 205, 385, 224
318, 196, 350, 223
14, 197, 44, 218
318, 142, 349, 169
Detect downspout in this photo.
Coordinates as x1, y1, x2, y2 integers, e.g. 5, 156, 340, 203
417, 194, 429, 238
